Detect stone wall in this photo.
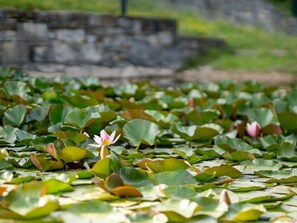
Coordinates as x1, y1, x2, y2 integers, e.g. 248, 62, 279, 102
167, 0, 297, 35
0, 9, 226, 82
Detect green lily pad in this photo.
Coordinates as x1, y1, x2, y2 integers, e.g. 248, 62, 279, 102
64, 108, 100, 129
152, 170, 197, 186
119, 167, 151, 188
222, 203, 266, 222
66, 200, 113, 213
255, 170, 297, 183
59, 146, 86, 163
91, 158, 111, 179
246, 107, 278, 127
153, 198, 201, 220
26, 105, 50, 122
196, 165, 242, 182
43, 179, 73, 194
173, 124, 223, 141
277, 142, 297, 161
62, 94, 98, 109
6, 182, 59, 218
278, 112, 297, 133
238, 159, 282, 172
163, 185, 197, 199
145, 158, 189, 173
3, 105, 27, 126
30, 154, 64, 171
123, 119, 160, 147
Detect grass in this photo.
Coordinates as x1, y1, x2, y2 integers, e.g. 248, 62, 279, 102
268, 0, 292, 16
0, 0, 297, 74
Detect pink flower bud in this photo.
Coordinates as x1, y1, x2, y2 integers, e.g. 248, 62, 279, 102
246, 121, 262, 138
189, 97, 195, 109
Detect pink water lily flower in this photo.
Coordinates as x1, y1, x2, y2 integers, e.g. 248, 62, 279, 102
246, 121, 262, 138
90, 130, 121, 149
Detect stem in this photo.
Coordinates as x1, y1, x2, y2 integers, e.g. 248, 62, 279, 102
135, 144, 141, 151
61, 139, 67, 148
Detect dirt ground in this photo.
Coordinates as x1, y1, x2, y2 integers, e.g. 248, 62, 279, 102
175, 66, 297, 85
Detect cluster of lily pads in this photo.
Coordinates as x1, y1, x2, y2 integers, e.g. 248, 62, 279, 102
1, 68, 297, 222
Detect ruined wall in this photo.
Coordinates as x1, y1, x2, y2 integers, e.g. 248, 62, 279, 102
167, 0, 297, 35
0, 9, 226, 81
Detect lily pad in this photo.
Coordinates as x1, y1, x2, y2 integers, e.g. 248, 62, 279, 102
3, 105, 27, 126
173, 124, 223, 141
123, 119, 160, 147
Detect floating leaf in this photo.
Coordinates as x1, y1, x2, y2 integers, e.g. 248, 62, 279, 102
0, 126, 17, 144
6, 182, 59, 218
153, 198, 201, 219
26, 105, 50, 122
173, 124, 223, 141
144, 158, 189, 173
186, 110, 219, 125
246, 107, 278, 127
66, 200, 113, 214
222, 203, 266, 222
55, 130, 88, 145
276, 142, 297, 161
123, 119, 160, 146
62, 94, 98, 108
163, 185, 197, 199
45, 143, 58, 160
3, 105, 27, 126
59, 146, 86, 163
64, 108, 100, 129
152, 170, 197, 186
119, 167, 151, 187
104, 173, 143, 197
255, 170, 297, 183
30, 154, 64, 171
3, 81, 30, 98
196, 165, 242, 182
43, 179, 73, 194
223, 151, 255, 161
0, 159, 13, 170
91, 158, 111, 179
194, 197, 228, 218
278, 112, 297, 133
111, 186, 143, 197
122, 109, 154, 121
238, 159, 282, 172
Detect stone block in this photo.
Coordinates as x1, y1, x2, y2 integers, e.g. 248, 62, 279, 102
34, 41, 79, 64
87, 14, 102, 27
79, 43, 102, 64
33, 44, 51, 62
0, 19, 18, 30
17, 22, 48, 41
86, 34, 97, 43
158, 31, 175, 46
101, 15, 118, 27
0, 30, 17, 41
132, 20, 142, 34
147, 31, 175, 47
52, 41, 78, 63
56, 29, 85, 43
1, 41, 29, 64
118, 17, 132, 28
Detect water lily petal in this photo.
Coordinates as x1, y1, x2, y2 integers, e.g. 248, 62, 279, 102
246, 121, 261, 137
109, 130, 116, 142
93, 135, 102, 145
100, 130, 109, 141
112, 134, 121, 144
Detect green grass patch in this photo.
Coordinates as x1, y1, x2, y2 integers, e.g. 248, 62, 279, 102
268, 0, 292, 16
0, 0, 297, 73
